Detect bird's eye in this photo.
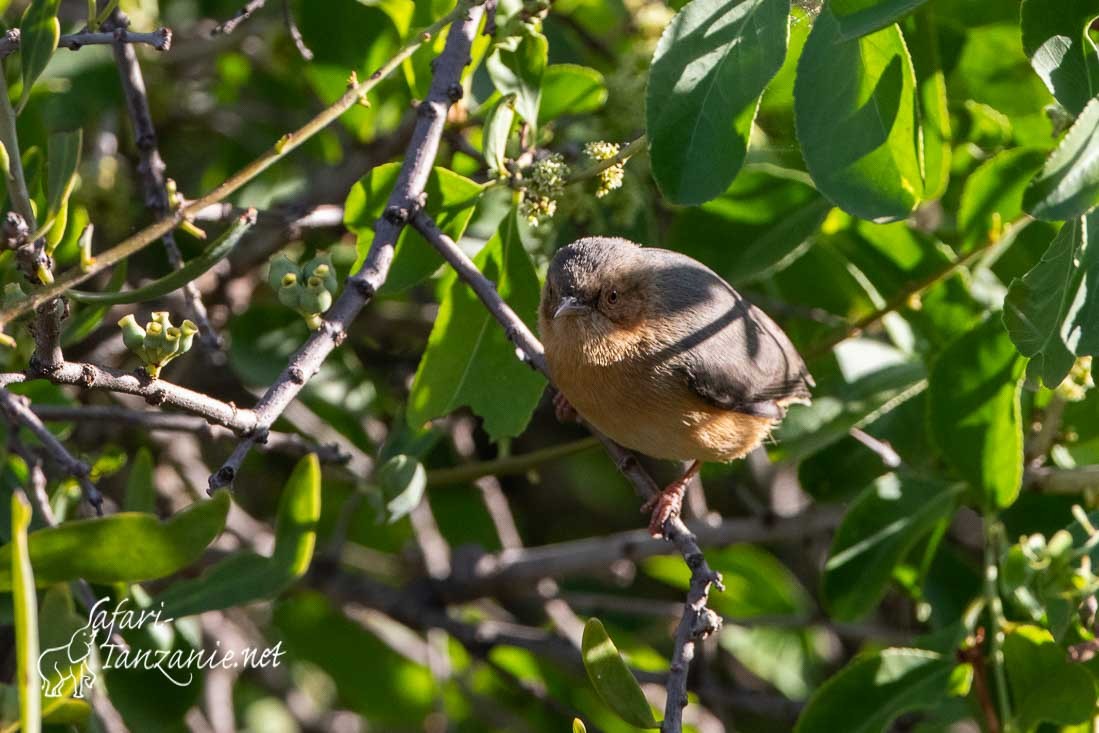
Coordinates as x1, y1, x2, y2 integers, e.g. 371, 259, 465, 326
606, 289, 619, 305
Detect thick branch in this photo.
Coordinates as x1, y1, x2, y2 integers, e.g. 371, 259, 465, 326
4, 363, 259, 433
207, 2, 487, 491
59, 27, 172, 51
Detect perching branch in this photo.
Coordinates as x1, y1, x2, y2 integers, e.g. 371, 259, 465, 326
0, 29, 20, 60
104, 9, 218, 349
0, 389, 103, 513
408, 210, 723, 732
59, 27, 172, 52
212, 0, 267, 36
207, 0, 488, 491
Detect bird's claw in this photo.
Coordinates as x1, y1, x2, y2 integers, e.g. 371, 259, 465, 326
553, 391, 578, 423
642, 480, 688, 538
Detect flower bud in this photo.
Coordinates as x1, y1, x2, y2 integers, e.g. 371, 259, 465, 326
118, 314, 146, 354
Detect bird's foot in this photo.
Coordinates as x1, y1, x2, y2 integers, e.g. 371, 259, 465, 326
553, 391, 578, 423
641, 479, 689, 538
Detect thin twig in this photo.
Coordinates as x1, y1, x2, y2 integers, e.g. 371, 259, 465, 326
281, 0, 313, 60
212, 0, 267, 36
104, 10, 219, 350
1025, 465, 1099, 494
0, 389, 102, 513
207, 1, 487, 492
59, 27, 172, 51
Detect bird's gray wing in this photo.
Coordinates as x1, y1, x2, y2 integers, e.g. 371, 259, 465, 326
668, 283, 813, 420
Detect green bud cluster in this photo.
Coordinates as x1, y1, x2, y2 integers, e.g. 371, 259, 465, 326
268, 253, 339, 329
118, 311, 199, 379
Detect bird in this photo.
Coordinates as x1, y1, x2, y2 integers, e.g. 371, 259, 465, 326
538, 236, 813, 537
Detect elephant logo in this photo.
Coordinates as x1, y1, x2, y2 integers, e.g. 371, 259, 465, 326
37, 624, 97, 698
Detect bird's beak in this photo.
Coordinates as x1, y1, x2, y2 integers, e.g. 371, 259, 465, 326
553, 296, 591, 319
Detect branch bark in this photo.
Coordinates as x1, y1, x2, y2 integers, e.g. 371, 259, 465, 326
59, 27, 172, 51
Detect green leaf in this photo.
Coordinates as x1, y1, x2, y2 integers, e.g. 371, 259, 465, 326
823, 475, 959, 621
795, 648, 955, 733
830, 0, 927, 40
344, 164, 483, 294
1005, 624, 1097, 731
18, 0, 61, 113
908, 6, 951, 200
482, 94, 516, 176
644, 544, 810, 618
68, 211, 257, 304
719, 626, 828, 701
0, 492, 230, 590
1024, 96, 1099, 221
927, 317, 1026, 510
665, 169, 830, 286
646, 0, 790, 205
11, 492, 39, 733
124, 447, 156, 514
581, 618, 659, 729
958, 147, 1047, 250
540, 64, 607, 123
572, 719, 587, 733
407, 208, 547, 440
1004, 214, 1099, 388
376, 453, 426, 523
155, 455, 321, 618
774, 358, 927, 463
1020, 0, 1099, 116
42, 129, 81, 248
794, 9, 923, 222
486, 29, 547, 133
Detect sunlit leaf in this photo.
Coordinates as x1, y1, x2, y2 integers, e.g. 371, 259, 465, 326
795, 648, 955, 733
10, 492, 39, 733
1005, 625, 1097, 730
18, 0, 61, 113
581, 618, 659, 729
647, 0, 790, 205
927, 317, 1026, 509
1020, 0, 1099, 115
0, 492, 229, 589
1024, 97, 1099, 221
155, 455, 321, 617
540, 64, 607, 122
1004, 214, 1099, 388
795, 9, 922, 222
487, 29, 547, 133
831, 0, 927, 39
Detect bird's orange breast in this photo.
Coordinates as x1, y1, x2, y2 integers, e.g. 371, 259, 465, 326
542, 323, 773, 463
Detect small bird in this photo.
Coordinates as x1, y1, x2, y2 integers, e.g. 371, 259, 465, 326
539, 237, 813, 536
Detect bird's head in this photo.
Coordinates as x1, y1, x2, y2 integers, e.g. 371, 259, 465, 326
539, 237, 655, 361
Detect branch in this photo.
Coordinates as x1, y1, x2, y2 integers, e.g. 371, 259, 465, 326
104, 10, 218, 349
59, 27, 172, 51
207, 1, 488, 491
439, 507, 841, 600
4, 363, 259, 433
212, 0, 267, 36
426, 436, 599, 487
407, 211, 729, 731
29, 404, 349, 465
0, 29, 20, 60
0, 389, 103, 513
1025, 465, 1099, 494
0, 3, 469, 329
